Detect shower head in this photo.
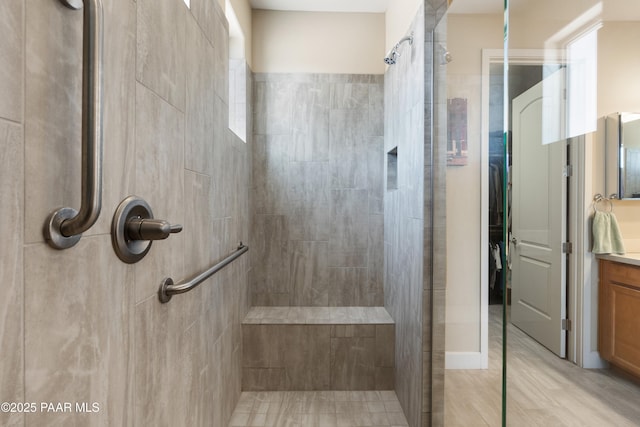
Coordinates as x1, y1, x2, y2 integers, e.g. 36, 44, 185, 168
384, 48, 399, 65
383, 33, 414, 65
439, 44, 453, 65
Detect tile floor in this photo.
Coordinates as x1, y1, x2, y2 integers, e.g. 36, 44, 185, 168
228, 390, 409, 427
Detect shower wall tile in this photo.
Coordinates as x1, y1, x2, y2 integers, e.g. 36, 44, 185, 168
252, 134, 291, 215
330, 189, 369, 248
384, 4, 431, 427
134, 293, 207, 427
327, 267, 368, 306
368, 214, 384, 300
210, 103, 234, 219
0, 121, 23, 427
189, 0, 221, 46
368, 84, 385, 137
185, 171, 213, 276
14, 1, 251, 425
292, 82, 330, 161
213, 9, 229, 105
134, 83, 186, 303
288, 161, 330, 204
289, 241, 329, 306
330, 337, 376, 390
24, 0, 82, 244
368, 136, 385, 215
243, 320, 393, 391
24, 236, 134, 427
327, 243, 368, 268
254, 81, 293, 135
0, 0, 23, 123
242, 325, 331, 390
95, 0, 137, 235
185, 13, 216, 176
288, 199, 331, 241
330, 83, 370, 109
137, 0, 186, 111
252, 74, 384, 307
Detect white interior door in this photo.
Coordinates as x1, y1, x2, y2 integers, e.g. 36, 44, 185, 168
511, 74, 567, 358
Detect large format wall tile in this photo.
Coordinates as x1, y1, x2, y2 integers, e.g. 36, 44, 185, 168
289, 241, 329, 306
137, 0, 186, 111
185, 12, 216, 176
243, 319, 394, 391
384, 4, 431, 427
243, 325, 331, 391
134, 83, 186, 302
254, 81, 293, 136
24, 0, 82, 244
11, 1, 250, 426
0, 121, 23, 427
24, 236, 134, 426
292, 82, 330, 161
251, 74, 384, 307
0, 0, 23, 122
94, 0, 136, 235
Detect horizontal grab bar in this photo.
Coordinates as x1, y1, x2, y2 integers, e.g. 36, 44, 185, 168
158, 243, 249, 303
44, 0, 104, 249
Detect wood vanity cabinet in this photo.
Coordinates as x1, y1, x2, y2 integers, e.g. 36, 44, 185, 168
599, 259, 640, 378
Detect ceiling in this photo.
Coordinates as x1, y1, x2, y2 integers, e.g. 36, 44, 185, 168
247, 0, 506, 14
248, 0, 640, 19
248, 0, 390, 13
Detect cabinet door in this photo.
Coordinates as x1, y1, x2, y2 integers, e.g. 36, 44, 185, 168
599, 261, 640, 377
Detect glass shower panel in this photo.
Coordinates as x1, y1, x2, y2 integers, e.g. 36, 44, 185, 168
437, 1, 505, 425
506, 0, 640, 425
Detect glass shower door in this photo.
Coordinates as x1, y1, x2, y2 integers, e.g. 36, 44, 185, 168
505, 0, 640, 425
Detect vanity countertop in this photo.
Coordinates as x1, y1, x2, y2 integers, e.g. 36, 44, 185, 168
596, 252, 640, 267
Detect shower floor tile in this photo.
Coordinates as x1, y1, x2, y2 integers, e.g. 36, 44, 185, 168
228, 390, 409, 427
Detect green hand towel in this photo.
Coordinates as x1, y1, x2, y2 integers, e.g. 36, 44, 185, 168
592, 211, 626, 254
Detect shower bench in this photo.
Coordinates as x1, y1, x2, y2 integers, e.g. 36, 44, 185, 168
241, 306, 395, 391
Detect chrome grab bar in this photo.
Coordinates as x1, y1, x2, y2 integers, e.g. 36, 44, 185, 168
158, 243, 249, 303
44, 0, 104, 249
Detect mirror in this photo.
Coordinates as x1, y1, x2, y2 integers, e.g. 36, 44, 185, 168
606, 112, 640, 199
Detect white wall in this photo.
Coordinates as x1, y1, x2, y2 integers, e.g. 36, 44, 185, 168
445, 14, 502, 354
385, 0, 423, 53
251, 10, 385, 74
598, 22, 640, 249
444, 7, 640, 365
229, 0, 253, 66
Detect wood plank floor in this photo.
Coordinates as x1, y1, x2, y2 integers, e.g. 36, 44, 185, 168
445, 305, 640, 426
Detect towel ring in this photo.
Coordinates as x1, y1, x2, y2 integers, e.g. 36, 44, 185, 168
594, 194, 613, 213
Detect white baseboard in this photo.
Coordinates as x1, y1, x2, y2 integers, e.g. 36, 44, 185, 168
582, 350, 609, 369
445, 351, 486, 370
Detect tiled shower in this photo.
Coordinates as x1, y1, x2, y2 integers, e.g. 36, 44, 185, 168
0, 0, 446, 426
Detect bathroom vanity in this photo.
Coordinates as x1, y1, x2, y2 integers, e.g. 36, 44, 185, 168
598, 255, 640, 379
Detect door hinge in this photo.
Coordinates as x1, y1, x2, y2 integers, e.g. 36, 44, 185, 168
562, 318, 572, 331
562, 242, 573, 254
563, 165, 573, 177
